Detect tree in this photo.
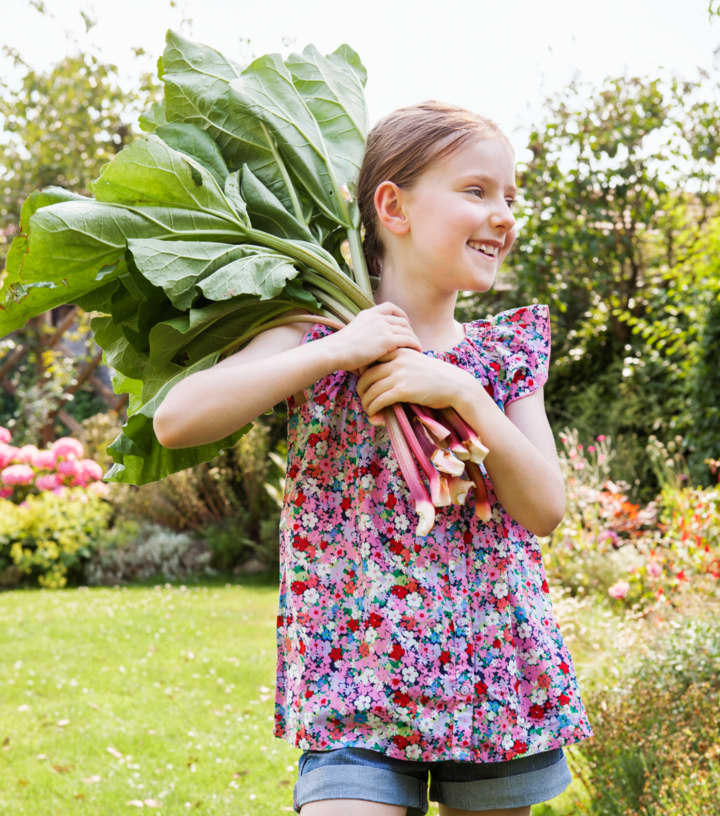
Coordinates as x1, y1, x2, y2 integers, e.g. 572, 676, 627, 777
0, 48, 160, 444
499, 70, 720, 496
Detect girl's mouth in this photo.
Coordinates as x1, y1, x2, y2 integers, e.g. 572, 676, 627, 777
467, 240, 499, 259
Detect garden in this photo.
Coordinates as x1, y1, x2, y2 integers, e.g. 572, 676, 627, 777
1, 5, 720, 815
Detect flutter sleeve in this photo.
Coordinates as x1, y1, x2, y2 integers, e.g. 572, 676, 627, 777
484, 303, 551, 406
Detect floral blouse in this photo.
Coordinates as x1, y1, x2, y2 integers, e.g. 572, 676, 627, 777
273, 303, 594, 762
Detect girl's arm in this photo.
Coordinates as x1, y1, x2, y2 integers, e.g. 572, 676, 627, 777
452, 384, 565, 537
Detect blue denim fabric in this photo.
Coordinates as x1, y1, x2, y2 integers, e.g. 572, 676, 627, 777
293, 745, 572, 814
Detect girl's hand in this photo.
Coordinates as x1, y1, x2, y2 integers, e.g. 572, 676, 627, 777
355, 348, 476, 425
327, 301, 423, 372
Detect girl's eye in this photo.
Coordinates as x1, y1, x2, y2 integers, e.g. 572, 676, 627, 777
506, 198, 517, 209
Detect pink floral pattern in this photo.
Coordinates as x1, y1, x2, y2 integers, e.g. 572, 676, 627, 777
273, 303, 594, 762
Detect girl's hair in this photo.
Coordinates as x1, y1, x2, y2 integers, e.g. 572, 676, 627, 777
356, 100, 511, 279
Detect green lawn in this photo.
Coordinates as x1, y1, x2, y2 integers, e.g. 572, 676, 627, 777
1, 576, 592, 815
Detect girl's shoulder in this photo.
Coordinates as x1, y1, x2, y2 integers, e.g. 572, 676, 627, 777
466, 303, 551, 405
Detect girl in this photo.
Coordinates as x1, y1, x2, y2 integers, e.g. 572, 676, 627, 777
153, 101, 594, 816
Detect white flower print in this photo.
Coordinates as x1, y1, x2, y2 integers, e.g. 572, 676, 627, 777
357, 512, 373, 531
359, 473, 375, 491
394, 514, 410, 532
502, 732, 515, 750
355, 694, 372, 711
405, 744, 422, 760
496, 539, 511, 557
365, 628, 378, 644
518, 622, 532, 640
315, 440, 328, 456
303, 476, 321, 497
402, 666, 418, 684
492, 580, 509, 599
303, 588, 320, 606
301, 511, 318, 530
358, 667, 377, 684
530, 687, 548, 705
405, 592, 422, 609
359, 539, 371, 559
524, 647, 541, 666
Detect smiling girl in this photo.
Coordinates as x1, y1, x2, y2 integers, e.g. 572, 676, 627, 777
154, 100, 594, 816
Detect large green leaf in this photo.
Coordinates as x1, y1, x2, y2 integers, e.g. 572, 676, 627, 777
285, 44, 368, 195
197, 247, 301, 301
91, 134, 242, 225
104, 350, 250, 485
229, 54, 350, 227
240, 163, 314, 241
155, 121, 229, 186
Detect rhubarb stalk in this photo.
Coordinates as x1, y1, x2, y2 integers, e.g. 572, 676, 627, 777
393, 405, 445, 507
438, 408, 490, 464
384, 407, 436, 536
466, 461, 492, 522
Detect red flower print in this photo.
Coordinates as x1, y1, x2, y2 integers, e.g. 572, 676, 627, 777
558, 694, 570, 705
391, 585, 409, 599
347, 618, 360, 632
439, 650, 451, 665
474, 680, 487, 695
389, 540, 404, 556
389, 643, 405, 660
541, 579, 550, 593
293, 492, 306, 507
559, 662, 570, 675
315, 392, 329, 405
393, 691, 411, 707
385, 494, 397, 509
529, 704, 545, 720
330, 647, 342, 662
367, 612, 383, 628
392, 735, 410, 749
341, 497, 352, 512
291, 580, 307, 594
483, 383, 494, 398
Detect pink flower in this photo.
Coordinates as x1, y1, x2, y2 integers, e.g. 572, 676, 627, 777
31, 449, 57, 470
51, 485, 68, 497
52, 437, 84, 461
78, 459, 103, 481
1, 463, 34, 486
597, 434, 606, 442
577, 443, 584, 452
0, 443, 19, 469
0, 426, 11, 444
647, 560, 662, 578
587, 445, 596, 453
15, 444, 39, 465
608, 580, 630, 599
36, 473, 63, 491
597, 529, 620, 547
598, 453, 606, 464
57, 459, 81, 478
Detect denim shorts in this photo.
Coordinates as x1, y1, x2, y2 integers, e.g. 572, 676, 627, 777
293, 744, 572, 814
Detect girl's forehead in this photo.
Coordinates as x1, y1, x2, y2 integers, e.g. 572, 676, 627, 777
427, 136, 515, 181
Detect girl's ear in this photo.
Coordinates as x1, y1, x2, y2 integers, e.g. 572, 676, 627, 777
374, 180, 410, 236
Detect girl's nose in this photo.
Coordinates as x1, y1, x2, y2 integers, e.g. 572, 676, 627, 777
490, 200, 515, 232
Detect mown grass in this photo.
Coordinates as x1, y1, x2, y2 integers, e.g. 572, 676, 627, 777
0, 574, 644, 815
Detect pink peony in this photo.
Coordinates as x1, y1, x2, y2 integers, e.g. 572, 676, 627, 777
78, 459, 103, 482
15, 445, 39, 465
608, 580, 631, 599
36, 473, 63, 491
0, 443, 19, 469
31, 449, 57, 470
52, 437, 84, 461
597, 434, 606, 442
0, 426, 10, 444
57, 459, 81, 478
51, 485, 68, 498
1, 463, 35, 486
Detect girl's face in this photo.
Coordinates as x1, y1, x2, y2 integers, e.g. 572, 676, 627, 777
396, 136, 517, 292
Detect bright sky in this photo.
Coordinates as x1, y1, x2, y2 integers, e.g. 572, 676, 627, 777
3, 0, 720, 159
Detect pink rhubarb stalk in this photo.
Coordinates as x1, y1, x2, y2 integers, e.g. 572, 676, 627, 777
384, 406, 436, 535
438, 408, 490, 465
393, 406, 445, 507
412, 416, 464, 478
408, 403, 450, 442
466, 461, 492, 522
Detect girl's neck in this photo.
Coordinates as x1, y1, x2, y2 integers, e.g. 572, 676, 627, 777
372, 276, 464, 354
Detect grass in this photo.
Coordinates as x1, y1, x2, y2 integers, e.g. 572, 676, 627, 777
1, 574, 616, 815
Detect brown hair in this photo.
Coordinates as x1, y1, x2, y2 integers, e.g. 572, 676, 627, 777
356, 100, 511, 279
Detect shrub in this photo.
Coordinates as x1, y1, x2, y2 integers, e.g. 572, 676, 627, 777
0, 489, 113, 588
575, 612, 720, 816
83, 520, 215, 586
